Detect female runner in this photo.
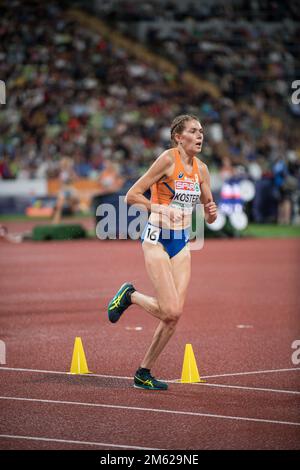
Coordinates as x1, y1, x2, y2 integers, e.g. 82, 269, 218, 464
107, 115, 217, 390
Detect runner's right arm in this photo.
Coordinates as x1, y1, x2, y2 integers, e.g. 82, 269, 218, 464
125, 151, 183, 222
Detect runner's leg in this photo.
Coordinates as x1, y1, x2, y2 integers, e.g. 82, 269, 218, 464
138, 242, 191, 370
170, 244, 191, 311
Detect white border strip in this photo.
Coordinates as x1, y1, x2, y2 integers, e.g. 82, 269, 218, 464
1, 366, 300, 380
202, 368, 300, 379
0, 434, 159, 450
0, 366, 132, 380
0, 366, 299, 395
166, 379, 300, 395
1, 396, 299, 427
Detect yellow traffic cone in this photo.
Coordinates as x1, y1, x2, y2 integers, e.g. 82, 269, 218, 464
69, 337, 91, 374
181, 344, 206, 383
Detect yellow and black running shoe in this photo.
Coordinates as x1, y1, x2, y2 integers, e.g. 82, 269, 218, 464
134, 368, 168, 391
108, 282, 135, 323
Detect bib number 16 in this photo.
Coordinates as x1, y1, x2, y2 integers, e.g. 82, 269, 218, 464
144, 225, 160, 245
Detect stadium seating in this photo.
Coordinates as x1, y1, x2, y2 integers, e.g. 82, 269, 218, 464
0, 0, 299, 224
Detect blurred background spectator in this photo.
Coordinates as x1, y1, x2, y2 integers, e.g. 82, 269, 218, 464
52, 156, 80, 224
0, 0, 299, 224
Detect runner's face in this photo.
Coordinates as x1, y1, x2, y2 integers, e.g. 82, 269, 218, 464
177, 120, 203, 155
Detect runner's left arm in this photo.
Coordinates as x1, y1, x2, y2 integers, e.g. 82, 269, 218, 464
198, 162, 217, 224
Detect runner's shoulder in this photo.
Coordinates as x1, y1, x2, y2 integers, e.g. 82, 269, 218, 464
195, 156, 207, 171
195, 157, 209, 180
156, 149, 175, 167
151, 149, 175, 179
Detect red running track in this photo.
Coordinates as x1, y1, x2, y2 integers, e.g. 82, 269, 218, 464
0, 236, 299, 449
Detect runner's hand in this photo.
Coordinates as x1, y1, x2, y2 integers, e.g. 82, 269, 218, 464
204, 201, 217, 223
164, 206, 185, 223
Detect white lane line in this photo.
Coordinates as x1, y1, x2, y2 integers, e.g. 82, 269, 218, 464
0, 366, 132, 380
1, 396, 299, 427
168, 380, 300, 395
0, 434, 159, 450
1, 365, 300, 381
1, 366, 299, 395
194, 382, 300, 395
201, 368, 300, 379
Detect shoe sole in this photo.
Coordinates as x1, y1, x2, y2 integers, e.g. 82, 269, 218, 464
133, 384, 168, 391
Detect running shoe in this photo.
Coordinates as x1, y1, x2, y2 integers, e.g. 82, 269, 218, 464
107, 282, 135, 323
134, 368, 168, 391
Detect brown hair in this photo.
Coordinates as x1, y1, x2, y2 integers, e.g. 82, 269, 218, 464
170, 114, 199, 145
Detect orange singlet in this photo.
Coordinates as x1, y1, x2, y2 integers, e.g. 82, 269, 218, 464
151, 148, 203, 211
142, 148, 203, 256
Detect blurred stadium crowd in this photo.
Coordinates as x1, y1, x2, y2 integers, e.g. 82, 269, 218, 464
0, 0, 299, 223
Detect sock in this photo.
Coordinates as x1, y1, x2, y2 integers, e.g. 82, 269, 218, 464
137, 367, 150, 375
126, 286, 136, 304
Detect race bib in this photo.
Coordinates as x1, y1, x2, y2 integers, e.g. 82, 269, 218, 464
144, 224, 161, 245
171, 179, 201, 210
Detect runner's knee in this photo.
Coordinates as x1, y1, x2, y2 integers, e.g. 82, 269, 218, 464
161, 302, 182, 326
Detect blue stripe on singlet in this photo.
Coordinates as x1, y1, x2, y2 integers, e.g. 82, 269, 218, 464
163, 182, 175, 195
